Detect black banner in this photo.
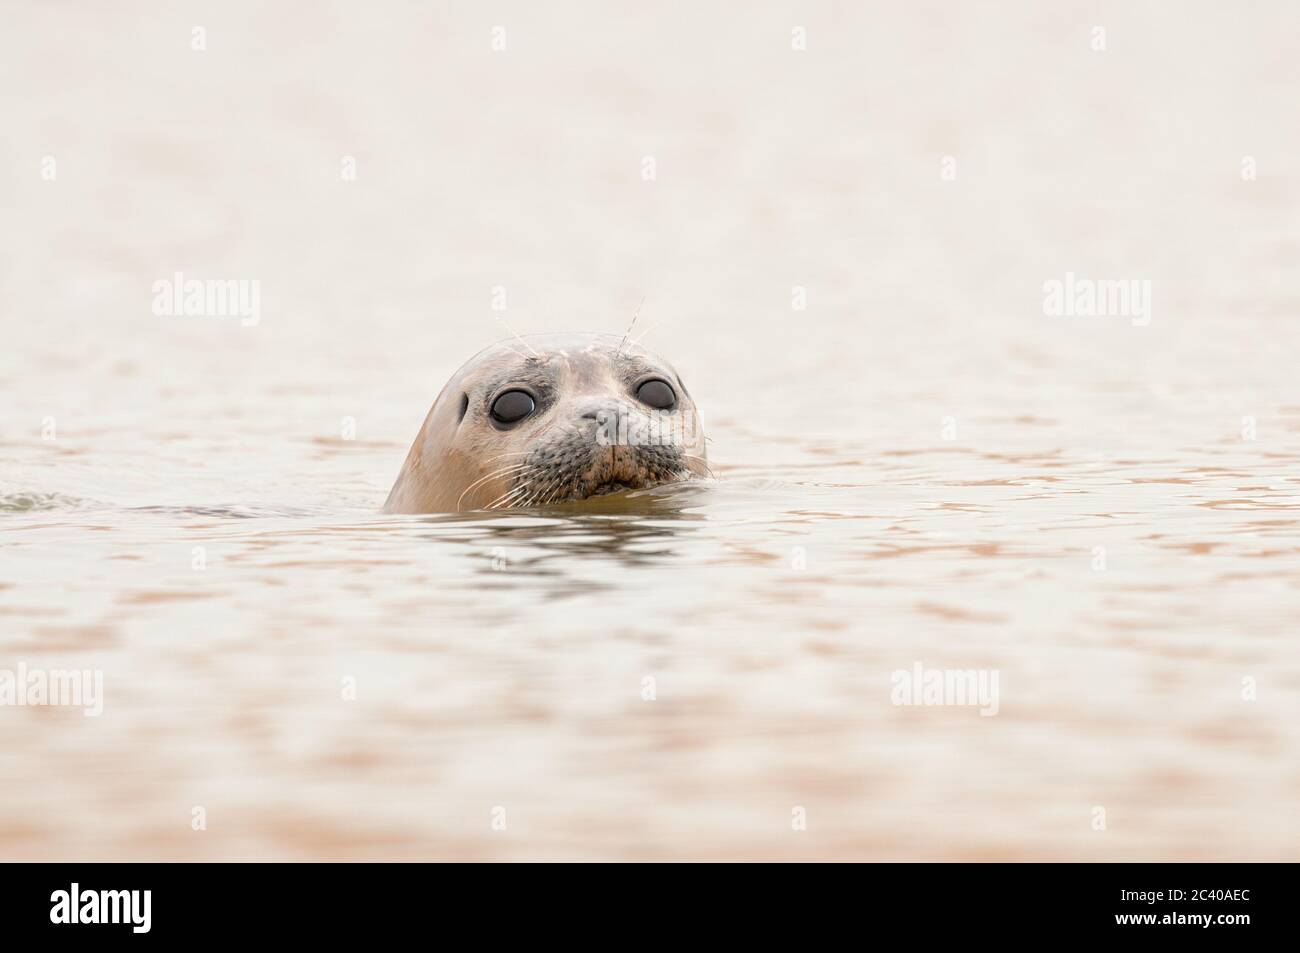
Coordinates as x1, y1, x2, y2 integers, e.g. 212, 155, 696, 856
0, 862, 1284, 941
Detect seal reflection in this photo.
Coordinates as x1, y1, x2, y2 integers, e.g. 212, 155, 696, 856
415, 482, 710, 595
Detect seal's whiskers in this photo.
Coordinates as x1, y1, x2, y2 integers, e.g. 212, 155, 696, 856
617, 295, 646, 354
456, 463, 530, 511
679, 454, 716, 479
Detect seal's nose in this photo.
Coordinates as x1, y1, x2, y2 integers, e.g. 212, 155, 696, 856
575, 400, 622, 423
573, 400, 627, 447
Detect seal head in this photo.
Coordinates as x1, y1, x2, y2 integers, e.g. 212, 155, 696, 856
383, 333, 708, 513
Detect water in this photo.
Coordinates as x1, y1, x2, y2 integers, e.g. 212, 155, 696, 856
3, 2, 1299, 860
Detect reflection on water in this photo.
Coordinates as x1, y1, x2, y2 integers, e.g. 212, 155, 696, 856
3, 1, 1300, 860
416, 486, 711, 596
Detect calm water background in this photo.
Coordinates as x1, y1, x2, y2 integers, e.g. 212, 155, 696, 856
2, 1, 1298, 859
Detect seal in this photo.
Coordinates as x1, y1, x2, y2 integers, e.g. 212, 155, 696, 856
383, 333, 708, 513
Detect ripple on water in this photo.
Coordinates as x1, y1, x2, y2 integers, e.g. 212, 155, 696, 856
0, 491, 97, 513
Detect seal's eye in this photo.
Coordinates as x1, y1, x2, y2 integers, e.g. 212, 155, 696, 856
490, 390, 535, 425
635, 379, 676, 410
